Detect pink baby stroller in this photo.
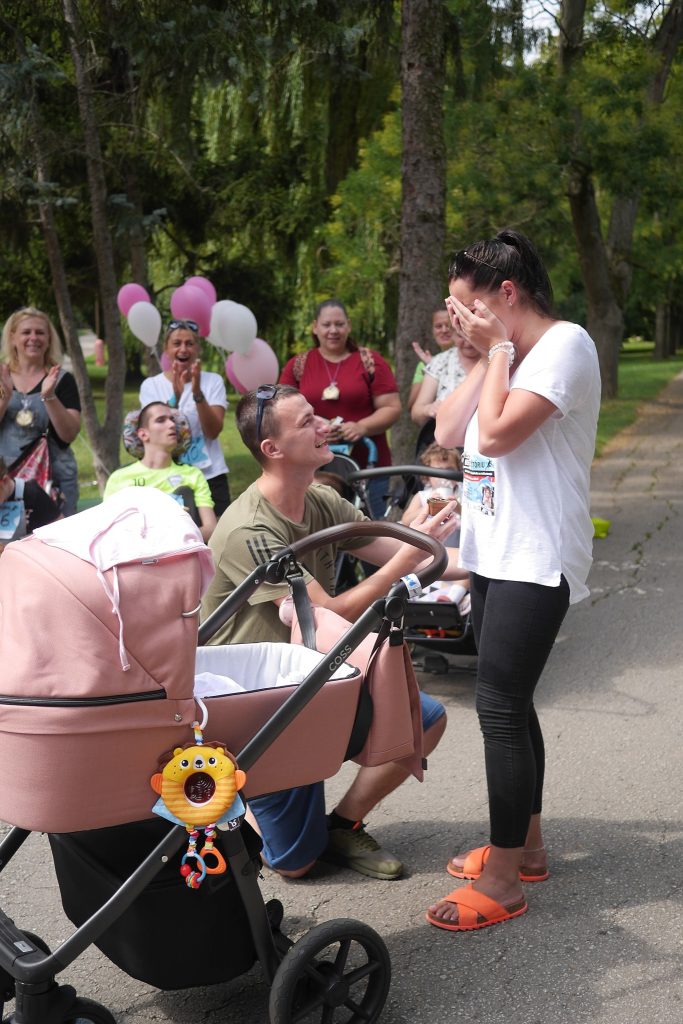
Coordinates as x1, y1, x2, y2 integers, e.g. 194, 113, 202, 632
0, 489, 447, 1024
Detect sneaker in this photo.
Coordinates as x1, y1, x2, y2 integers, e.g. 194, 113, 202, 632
322, 821, 404, 880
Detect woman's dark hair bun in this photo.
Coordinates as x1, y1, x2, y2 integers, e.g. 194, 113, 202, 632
448, 228, 554, 317
496, 230, 554, 316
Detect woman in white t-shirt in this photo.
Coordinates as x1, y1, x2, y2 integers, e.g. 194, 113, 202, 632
426, 230, 600, 934
139, 320, 230, 514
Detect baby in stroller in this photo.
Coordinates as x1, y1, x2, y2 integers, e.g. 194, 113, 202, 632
400, 443, 470, 616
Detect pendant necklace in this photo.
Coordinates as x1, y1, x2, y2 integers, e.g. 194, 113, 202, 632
321, 355, 343, 401
15, 393, 34, 428
13, 370, 46, 428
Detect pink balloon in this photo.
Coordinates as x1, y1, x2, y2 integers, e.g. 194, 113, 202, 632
224, 355, 244, 393
170, 284, 212, 337
225, 338, 278, 393
185, 276, 217, 306
117, 283, 150, 317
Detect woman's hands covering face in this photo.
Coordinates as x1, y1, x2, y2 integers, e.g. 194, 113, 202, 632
445, 295, 507, 356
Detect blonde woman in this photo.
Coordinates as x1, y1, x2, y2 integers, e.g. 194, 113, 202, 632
0, 308, 81, 515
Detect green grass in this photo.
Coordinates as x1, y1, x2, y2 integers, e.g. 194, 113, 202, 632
73, 341, 683, 504
595, 340, 683, 457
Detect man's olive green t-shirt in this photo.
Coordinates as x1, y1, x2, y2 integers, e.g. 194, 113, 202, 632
200, 481, 370, 646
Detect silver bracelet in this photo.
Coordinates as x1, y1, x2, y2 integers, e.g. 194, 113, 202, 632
488, 341, 517, 366
40, 395, 57, 402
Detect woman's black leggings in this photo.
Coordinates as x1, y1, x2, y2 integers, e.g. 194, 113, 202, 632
469, 572, 570, 849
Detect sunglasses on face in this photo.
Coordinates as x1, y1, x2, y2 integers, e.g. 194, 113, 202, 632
167, 320, 199, 334
255, 384, 278, 443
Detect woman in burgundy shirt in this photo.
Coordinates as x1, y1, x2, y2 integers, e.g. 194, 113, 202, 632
279, 299, 401, 517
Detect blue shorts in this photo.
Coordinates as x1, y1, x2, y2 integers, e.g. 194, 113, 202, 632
249, 690, 445, 871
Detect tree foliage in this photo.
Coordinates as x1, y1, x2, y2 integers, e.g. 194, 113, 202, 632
0, 0, 681, 478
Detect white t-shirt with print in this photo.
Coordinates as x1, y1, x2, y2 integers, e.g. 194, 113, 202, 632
425, 347, 468, 402
139, 370, 228, 480
459, 322, 600, 604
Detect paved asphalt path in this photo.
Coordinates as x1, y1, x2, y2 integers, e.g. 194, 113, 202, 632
1, 375, 682, 1023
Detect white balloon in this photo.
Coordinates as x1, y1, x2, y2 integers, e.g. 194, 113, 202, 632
127, 301, 161, 349
209, 299, 257, 354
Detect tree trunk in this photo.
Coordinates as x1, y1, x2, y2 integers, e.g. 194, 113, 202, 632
648, 1, 683, 107
654, 302, 670, 360
670, 305, 683, 355
560, 0, 683, 398
18, 26, 115, 487
606, 3, 683, 309
126, 166, 161, 376
394, 0, 446, 463
557, 0, 586, 77
63, 0, 128, 488
567, 165, 622, 397
559, 0, 620, 397
606, 195, 639, 310
117, 26, 161, 380
34, 155, 106, 475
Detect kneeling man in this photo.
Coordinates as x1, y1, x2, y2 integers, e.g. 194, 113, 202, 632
202, 385, 467, 880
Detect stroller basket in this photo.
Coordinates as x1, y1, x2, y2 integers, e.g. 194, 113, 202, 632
48, 818, 264, 990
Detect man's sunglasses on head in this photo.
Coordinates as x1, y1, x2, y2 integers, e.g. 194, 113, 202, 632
255, 384, 278, 442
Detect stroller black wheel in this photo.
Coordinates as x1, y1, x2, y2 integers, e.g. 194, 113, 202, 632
269, 918, 390, 1024
64, 996, 117, 1023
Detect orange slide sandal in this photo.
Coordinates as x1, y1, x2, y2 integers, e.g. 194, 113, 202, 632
426, 884, 528, 932
447, 844, 549, 883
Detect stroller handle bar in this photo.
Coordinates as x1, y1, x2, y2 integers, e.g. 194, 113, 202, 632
285, 519, 447, 579
347, 464, 462, 482
198, 520, 448, 647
